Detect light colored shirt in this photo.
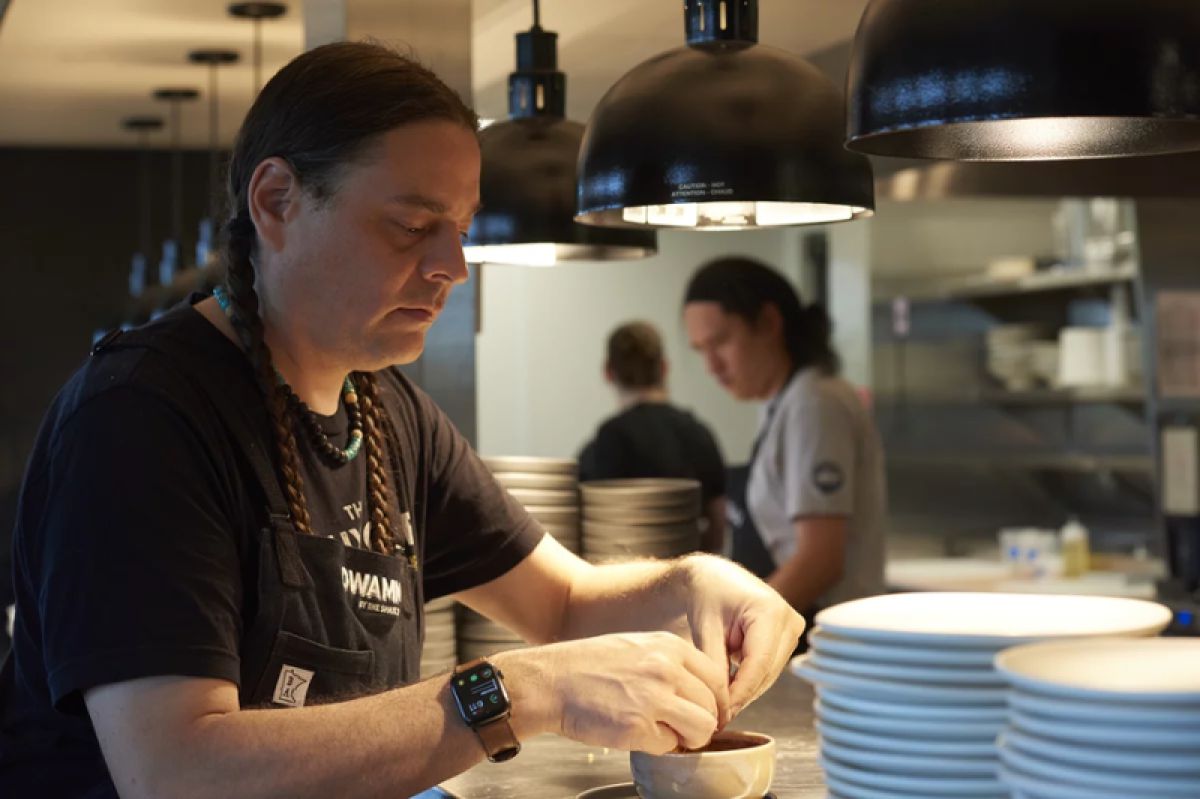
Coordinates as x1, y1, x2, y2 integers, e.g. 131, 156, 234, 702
747, 368, 886, 607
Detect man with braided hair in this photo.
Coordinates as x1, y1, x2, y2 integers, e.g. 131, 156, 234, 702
0, 42, 802, 798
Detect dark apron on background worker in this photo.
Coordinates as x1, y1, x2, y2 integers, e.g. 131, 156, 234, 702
95, 324, 422, 708
726, 381, 815, 652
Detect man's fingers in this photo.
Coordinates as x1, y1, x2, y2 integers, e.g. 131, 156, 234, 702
656, 695, 718, 752
728, 613, 800, 711
683, 623, 731, 725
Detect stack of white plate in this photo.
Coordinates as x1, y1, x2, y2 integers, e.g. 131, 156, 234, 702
995, 639, 1200, 799
579, 479, 701, 564
791, 592, 1172, 799
484, 455, 580, 554
420, 596, 457, 679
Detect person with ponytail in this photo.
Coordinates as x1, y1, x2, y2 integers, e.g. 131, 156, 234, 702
0, 43, 803, 798
683, 257, 886, 633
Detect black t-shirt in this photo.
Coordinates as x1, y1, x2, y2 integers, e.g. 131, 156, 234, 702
578, 402, 726, 503
0, 299, 541, 794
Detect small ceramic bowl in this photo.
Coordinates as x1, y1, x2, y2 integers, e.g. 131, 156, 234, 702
629, 731, 775, 799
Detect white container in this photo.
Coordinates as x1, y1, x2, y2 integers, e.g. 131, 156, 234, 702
1105, 285, 1130, 387
1058, 327, 1107, 387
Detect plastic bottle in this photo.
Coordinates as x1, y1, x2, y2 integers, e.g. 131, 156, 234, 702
1105, 285, 1129, 387
1060, 518, 1091, 578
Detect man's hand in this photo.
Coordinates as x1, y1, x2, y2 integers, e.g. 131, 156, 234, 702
678, 555, 805, 719
498, 631, 728, 754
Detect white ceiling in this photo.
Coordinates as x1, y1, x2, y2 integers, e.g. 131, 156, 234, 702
0, 0, 871, 149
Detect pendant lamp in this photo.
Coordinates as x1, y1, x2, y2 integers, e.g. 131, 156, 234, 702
846, 0, 1200, 161
122, 115, 164, 299
229, 2, 287, 95
464, 0, 656, 266
152, 87, 200, 272
575, 0, 873, 231
188, 49, 240, 224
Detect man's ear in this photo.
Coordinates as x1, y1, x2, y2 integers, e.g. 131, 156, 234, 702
247, 157, 302, 254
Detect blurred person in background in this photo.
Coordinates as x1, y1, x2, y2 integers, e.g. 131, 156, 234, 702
579, 321, 726, 553
683, 257, 886, 640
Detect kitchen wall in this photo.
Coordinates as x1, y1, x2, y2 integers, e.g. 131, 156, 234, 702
475, 228, 821, 463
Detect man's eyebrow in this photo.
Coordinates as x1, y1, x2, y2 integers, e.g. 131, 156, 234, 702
389, 194, 483, 216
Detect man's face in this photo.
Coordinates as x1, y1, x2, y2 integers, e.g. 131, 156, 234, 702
684, 301, 777, 400
273, 119, 481, 370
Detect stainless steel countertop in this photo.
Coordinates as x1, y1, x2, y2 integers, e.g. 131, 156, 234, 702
443, 669, 826, 799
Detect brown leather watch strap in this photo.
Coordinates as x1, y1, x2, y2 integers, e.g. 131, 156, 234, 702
475, 714, 521, 763
454, 658, 521, 763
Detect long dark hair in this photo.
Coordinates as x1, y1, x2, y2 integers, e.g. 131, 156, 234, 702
222, 41, 477, 553
683, 256, 840, 375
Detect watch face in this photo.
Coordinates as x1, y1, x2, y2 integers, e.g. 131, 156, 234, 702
451, 662, 510, 725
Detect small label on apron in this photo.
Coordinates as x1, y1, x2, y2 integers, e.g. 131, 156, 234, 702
273, 665, 315, 707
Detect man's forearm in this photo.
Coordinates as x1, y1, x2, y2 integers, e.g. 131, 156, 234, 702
92, 654, 555, 799
557, 557, 694, 641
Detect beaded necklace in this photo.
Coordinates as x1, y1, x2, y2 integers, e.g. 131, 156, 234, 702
212, 285, 363, 465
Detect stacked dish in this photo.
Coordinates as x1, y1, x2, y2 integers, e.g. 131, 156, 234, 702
420, 596, 457, 679
484, 455, 580, 554
579, 479, 701, 564
791, 592, 1172, 799
995, 638, 1200, 799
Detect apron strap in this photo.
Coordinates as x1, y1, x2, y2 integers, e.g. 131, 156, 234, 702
96, 325, 314, 589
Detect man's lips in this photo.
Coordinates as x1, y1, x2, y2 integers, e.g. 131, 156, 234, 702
393, 299, 446, 321
393, 306, 437, 323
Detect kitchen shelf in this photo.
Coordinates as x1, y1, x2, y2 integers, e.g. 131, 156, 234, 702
879, 387, 1147, 406
979, 387, 1146, 405
888, 452, 1154, 474
876, 263, 1138, 303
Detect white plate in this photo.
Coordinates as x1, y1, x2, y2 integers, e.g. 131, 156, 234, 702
809, 652, 1004, 686
1007, 688, 1200, 727
822, 771, 957, 799
817, 699, 1004, 740
1008, 707, 1200, 748
996, 638, 1200, 703
998, 764, 1133, 799
816, 718, 995, 758
793, 658, 1007, 705
819, 754, 1005, 797
818, 737, 996, 777
819, 689, 1007, 724
482, 455, 576, 475
1003, 724, 1200, 776
816, 593, 1170, 647
492, 471, 577, 490
810, 628, 1000, 667
998, 735, 1200, 796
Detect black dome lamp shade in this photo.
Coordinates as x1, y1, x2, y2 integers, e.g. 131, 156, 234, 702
575, 0, 873, 231
846, 0, 1200, 161
463, 0, 656, 266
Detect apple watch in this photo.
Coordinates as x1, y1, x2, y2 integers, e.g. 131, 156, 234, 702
450, 658, 520, 762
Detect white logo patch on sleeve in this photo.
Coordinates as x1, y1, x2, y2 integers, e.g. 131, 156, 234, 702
273, 665, 315, 707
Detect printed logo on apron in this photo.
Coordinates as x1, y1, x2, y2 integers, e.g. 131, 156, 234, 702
341, 565, 404, 616
273, 665, 315, 707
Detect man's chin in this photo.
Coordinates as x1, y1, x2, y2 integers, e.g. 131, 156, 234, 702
366, 332, 427, 370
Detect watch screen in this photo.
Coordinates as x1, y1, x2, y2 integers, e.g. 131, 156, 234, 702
452, 663, 508, 724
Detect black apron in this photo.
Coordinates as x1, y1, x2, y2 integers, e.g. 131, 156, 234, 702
94, 326, 422, 708
725, 380, 815, 652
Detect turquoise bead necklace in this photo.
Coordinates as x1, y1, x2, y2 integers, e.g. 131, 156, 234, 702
213, 285, 363, 464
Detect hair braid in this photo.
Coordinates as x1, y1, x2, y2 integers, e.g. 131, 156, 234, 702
357, 372, 395, 554
224, 215, 314, 535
